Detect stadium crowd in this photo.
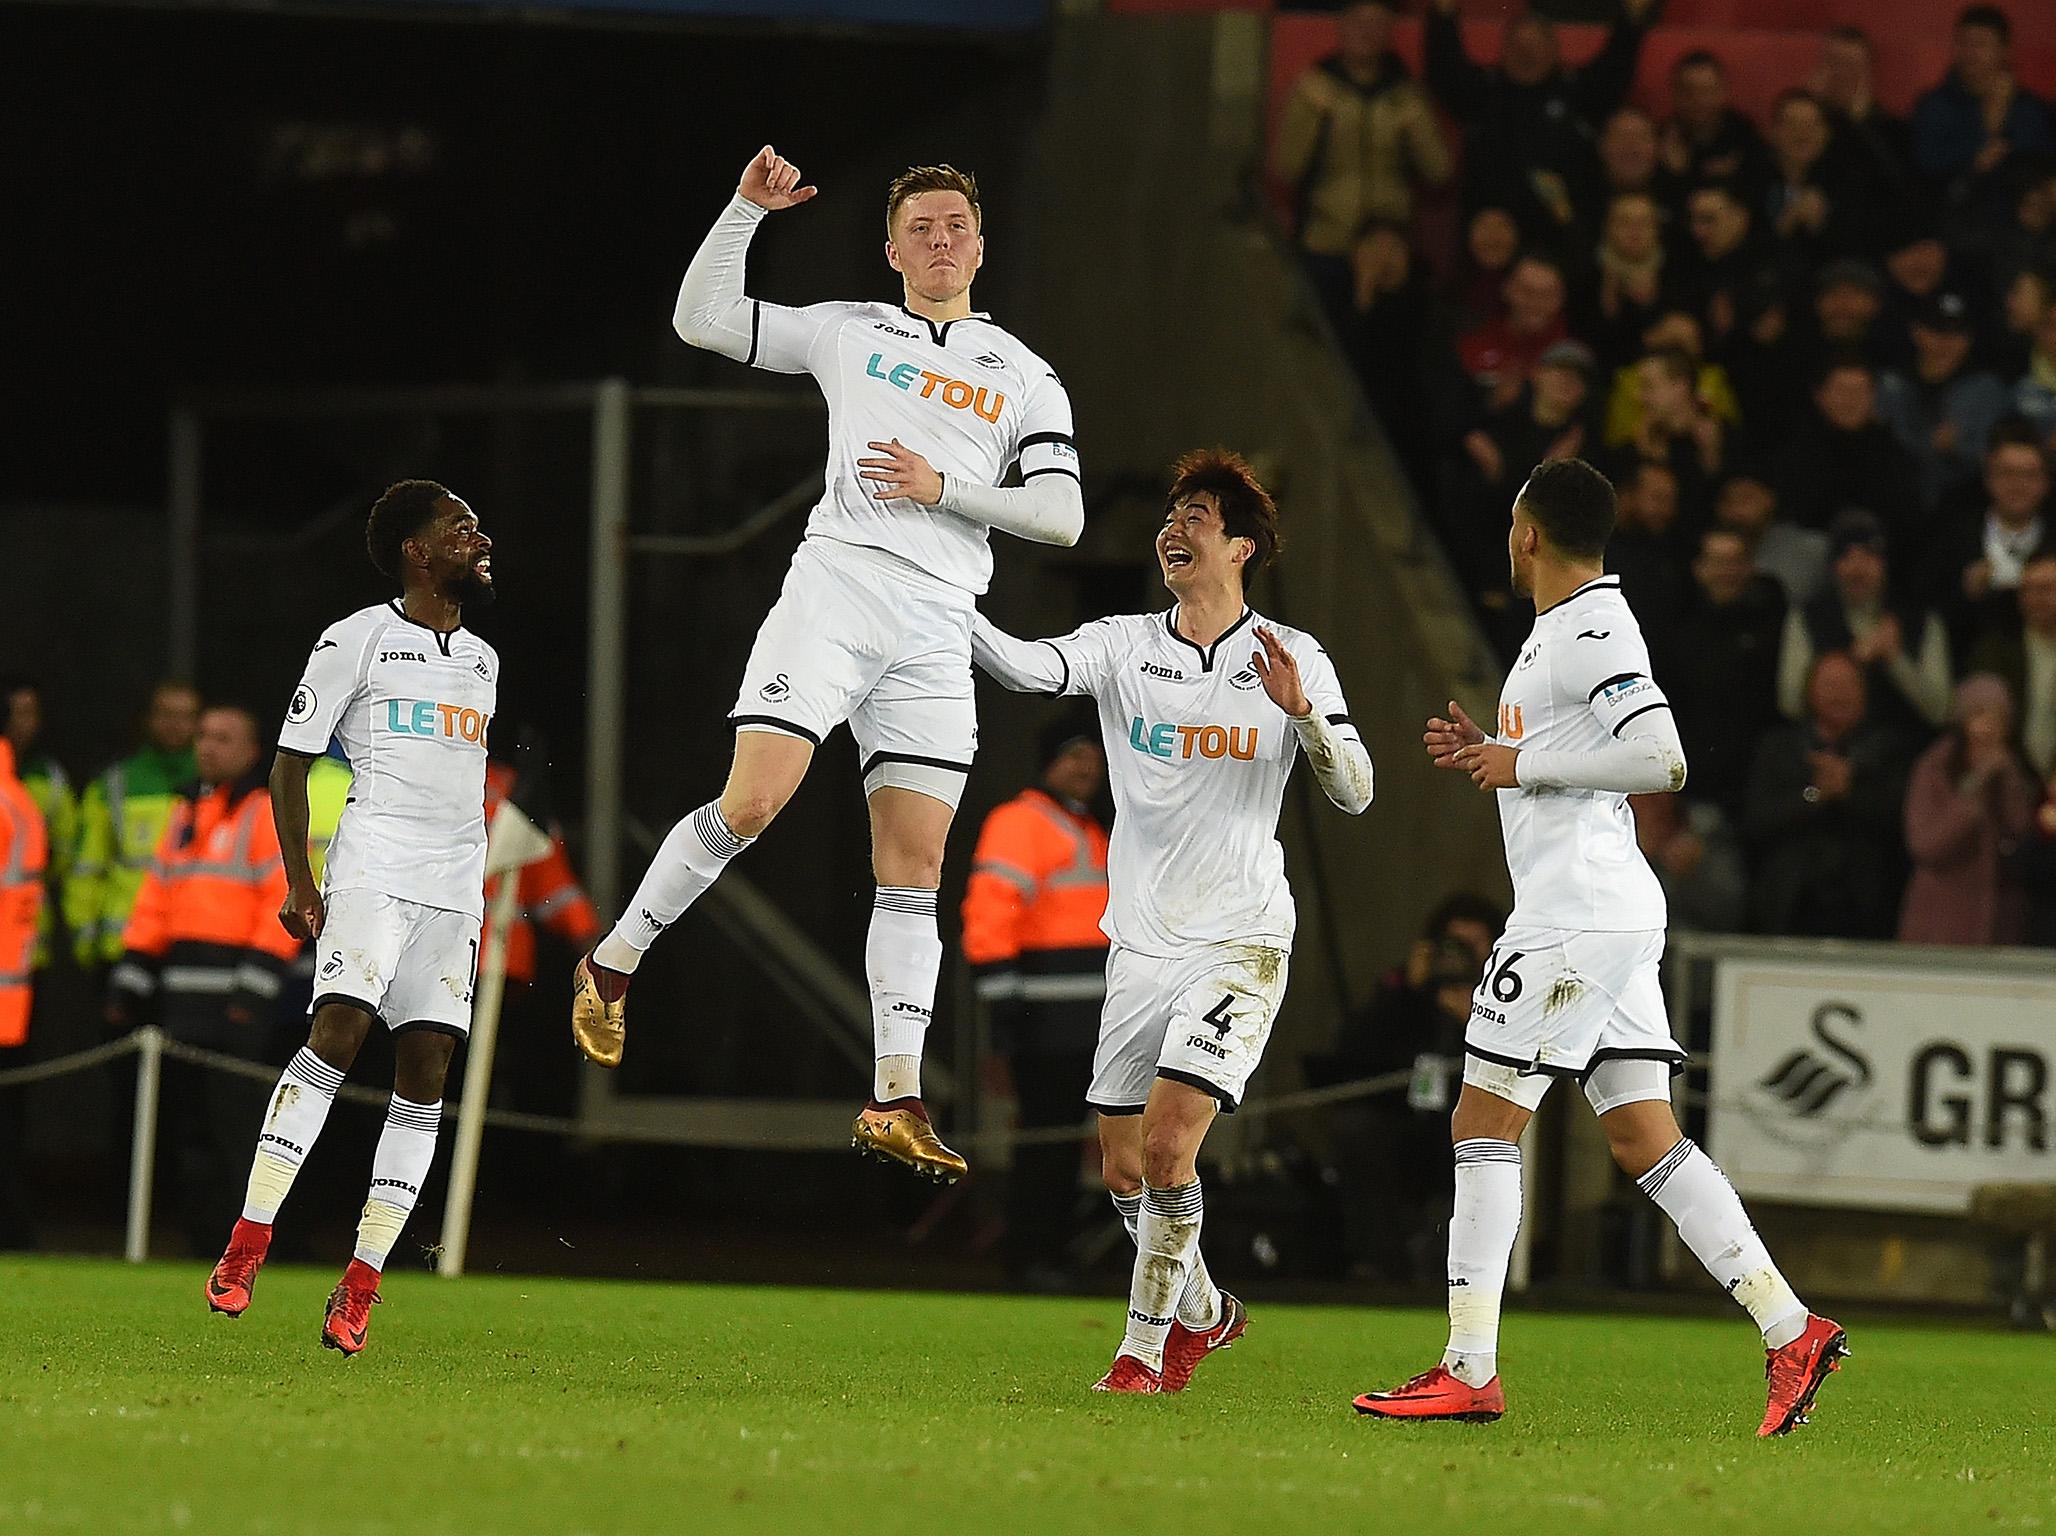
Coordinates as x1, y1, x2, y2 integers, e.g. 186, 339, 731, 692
1278, 0, 2056, 945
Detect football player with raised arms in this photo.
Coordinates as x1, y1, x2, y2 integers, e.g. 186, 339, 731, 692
572, 147, 1083, 1185
206, 481, 498, 1356
1352, 458, 1846, 1436
973, 451, 1373, 1393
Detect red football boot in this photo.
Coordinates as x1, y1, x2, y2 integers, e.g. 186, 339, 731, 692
1092, 1353, 1164, 1394
1161, 1292, 1248, 1393
205, 1218, 272, 1317
320, 1259, 383, 1356
1353, 1364, 1506, 1421
1758, 1314, 1848, 1437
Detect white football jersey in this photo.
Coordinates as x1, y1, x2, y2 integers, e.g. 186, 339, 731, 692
1496, 576, 1669, 932
1043, 607, 1359, 957
277, 602, 498, 920
749, 299, 1077, 595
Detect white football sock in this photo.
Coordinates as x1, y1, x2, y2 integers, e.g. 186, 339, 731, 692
1443, 1138, 1522, 1388
1638, 1138, 1808, 1349
595, 802, 753, 974
241, 1047, 344, 1224
353, 1095, 441, 1272
868, 887, 940, 1102
1119, 1180, 1205, 1371
1110, 1186, 1222, 1329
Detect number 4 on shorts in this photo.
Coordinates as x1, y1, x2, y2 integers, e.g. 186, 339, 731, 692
1202, 994, 1235, 1039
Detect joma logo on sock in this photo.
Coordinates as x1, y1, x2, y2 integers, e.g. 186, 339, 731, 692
890, 1002, 932, 1018
259, 1133, 306, 1157
370, 1178, 420, 1197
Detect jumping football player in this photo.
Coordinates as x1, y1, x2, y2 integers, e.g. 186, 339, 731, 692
571, 146, 1083, 1184
973, 451, 1373, 1393
206, 481, 497, 1356
1352, 458, 1845, 1437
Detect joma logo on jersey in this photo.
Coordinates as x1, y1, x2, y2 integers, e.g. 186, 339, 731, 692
384, 699, 490, 743
865, 353, 1005, 422
1128, 717, 1259, 761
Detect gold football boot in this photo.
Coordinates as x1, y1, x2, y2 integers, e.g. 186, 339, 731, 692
570, 956, 627, 1068
850, 1102, 968, 1184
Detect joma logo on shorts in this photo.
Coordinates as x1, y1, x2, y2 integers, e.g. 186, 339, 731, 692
1128, 717, 1259, 761
865, 353, 1005, 422
1185, 1035, 1229, 1059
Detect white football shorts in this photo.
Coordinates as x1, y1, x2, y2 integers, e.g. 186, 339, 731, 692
1461, 924, 1683, 1108
310, 888, 482, 1037
732, 537, 976, 804
1088, 942, 1292, 1115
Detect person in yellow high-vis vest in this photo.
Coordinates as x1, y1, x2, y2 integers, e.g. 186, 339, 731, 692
66, 681, 199, 974
3, 676, 78, 972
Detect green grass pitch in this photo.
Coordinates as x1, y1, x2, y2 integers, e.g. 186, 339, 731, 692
3, 1257, 2051, 1535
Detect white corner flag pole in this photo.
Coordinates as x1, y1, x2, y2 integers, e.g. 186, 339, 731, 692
439, 800, 553, 1278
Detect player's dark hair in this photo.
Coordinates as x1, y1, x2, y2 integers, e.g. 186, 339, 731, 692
1165, 449, 1283, 587
1957, 4, 2009, 43
1516, 458, 1617, 560
366, 479, 454, 580
886, 165, 982, 237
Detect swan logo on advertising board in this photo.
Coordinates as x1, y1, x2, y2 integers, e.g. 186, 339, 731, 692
1744, 1001, 1875, 1150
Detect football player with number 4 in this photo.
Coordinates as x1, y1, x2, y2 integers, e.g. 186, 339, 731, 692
1351, 459, 1846, 1438
974, 451, 1373, 1394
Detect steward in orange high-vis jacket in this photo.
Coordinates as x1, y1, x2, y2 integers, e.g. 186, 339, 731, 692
960, 714, 1109, 1288
0, 737, 49, 1048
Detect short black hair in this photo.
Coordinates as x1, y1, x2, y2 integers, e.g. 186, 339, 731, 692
1165, 449, 1283, 585
1957, 4, 2010, 43
1516, 458, 1617, 559
1826, 23, 1872, 48
366, 479, 454, 579
1675, 48, 1724, 75
1989, 414, 2044, 454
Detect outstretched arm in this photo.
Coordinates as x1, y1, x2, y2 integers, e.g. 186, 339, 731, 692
970, 612, 1072, 695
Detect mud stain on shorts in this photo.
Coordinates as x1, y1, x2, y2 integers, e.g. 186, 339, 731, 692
1543, 973, 1585, 1018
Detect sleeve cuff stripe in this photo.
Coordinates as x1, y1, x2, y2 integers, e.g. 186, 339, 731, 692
1022, 466, 1082, 483
1611, 701, 1671, 737
1017, 430, 1075, 450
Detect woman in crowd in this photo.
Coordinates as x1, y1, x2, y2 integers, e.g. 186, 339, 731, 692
1898, 673, 2039, 944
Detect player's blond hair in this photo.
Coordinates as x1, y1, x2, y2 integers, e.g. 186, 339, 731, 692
885, 165, 982, 238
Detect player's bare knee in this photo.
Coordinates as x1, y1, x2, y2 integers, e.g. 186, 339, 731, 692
1605, 1118, 1680, 1179
307, 1006, 371, 1072
1101, 1154, 1142, 1196
393, 1030, 457, 1103
719, 789, 784, 839
1141, 1124, 1198, 1188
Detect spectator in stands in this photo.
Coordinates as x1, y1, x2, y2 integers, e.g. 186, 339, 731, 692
1631, 788, 1748, 934
1273, 0, 1452, 313
1794, 260, 1890, 379
1743, 651, 1909, 938
1667, 528, 1787, 816
1626, 346, 1727, 519
1461, 339, 1595, 497
1967, 548, 2056, 775
1773, 358, 1921, 535
1810, 26, 1911, 195
2022, 770, 2056, 946
1879, 291, 2013, 508
1933, 422, 2051, 647
1899, 673, 2038, 945
1662, 51, 1770, 197
1586, 192, 1673, 363
1713, 463, 1830, 608
1423, 0, 1654, 238
2012, 288, 2056, 446
0, 727, 47, 1251
1459, 251, 1571, 412
1989, 165, 2056, 315
1777, 509, 1952, 740
1315, 892, 1502, 1282
1763, 90, 1866, 275
1339, 218, 1446, 498
1876, 205, 1965, 363
1677, 181, 1781, 357
1912, 6, 2055, 215
1608, 460, 1688, 633
1595, 105, 1676, 212
1600, 310, 1742, 451
2, 676, 75, 974
1451, 205, 1524, 333
1999, 265, 2053, 378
